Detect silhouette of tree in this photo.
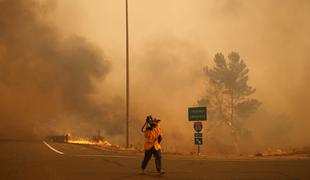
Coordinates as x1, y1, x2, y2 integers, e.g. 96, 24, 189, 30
198, 52, 261, 149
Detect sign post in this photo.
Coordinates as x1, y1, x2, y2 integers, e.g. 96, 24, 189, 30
188, 107, 207, 155
194, 122, 203, 154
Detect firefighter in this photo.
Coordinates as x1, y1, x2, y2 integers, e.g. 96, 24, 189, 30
141, 117, 164, 174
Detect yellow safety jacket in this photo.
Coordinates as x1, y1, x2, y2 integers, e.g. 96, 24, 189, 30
144, 125, 161, 151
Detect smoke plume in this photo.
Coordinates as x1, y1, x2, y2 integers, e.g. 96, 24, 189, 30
0, 0, 124, 140
2, 0, 310, 152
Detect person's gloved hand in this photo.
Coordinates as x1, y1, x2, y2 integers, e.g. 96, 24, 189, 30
146, 127, 153, 130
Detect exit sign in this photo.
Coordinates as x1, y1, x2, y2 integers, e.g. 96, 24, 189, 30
188, 107, 207, 121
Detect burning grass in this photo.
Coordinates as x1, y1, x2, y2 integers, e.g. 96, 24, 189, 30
46, 133, 112, 147
67, 138, 111, 147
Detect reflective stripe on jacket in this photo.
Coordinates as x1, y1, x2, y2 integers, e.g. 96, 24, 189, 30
144, 126, 161, 150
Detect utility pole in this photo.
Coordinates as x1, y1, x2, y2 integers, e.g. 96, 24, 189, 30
125, 0, 130, 148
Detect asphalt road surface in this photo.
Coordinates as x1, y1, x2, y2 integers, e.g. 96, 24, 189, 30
1, 139, 310, 180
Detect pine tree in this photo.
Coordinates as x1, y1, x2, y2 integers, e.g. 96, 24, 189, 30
198, 52, 261, 148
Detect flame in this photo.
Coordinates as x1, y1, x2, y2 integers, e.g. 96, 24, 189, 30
67, 138, 112, 147
67, 139, 96, 145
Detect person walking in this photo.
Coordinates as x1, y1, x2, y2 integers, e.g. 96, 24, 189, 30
141, 117, 164, 174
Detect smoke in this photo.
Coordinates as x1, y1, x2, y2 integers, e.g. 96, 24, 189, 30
230, 0, 310, 149
127, 0, 310, 152
210, 0, 310, 151
128, 36, 207, 152
2, 0, 310, 152
0, 0, 124, 140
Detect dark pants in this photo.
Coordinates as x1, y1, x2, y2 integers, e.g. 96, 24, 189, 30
141, 146, 161, 172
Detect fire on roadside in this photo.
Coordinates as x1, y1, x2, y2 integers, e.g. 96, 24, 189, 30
64, 133, 112, 147
67, 138, 112, 147
46, 133, 116, 148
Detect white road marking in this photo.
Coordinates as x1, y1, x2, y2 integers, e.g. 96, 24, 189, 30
42, 140, 64, 155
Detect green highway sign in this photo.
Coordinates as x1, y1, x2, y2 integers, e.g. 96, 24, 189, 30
188, 107, 207, 121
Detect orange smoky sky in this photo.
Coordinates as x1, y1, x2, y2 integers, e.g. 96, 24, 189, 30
1, 0, 309, 151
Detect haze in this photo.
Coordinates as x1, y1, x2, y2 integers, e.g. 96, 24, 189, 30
1, 0, 310, 153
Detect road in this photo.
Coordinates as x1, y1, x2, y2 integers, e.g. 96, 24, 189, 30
1, 139, 310, 180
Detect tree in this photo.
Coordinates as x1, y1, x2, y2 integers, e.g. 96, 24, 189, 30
198, 52, 261, 149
